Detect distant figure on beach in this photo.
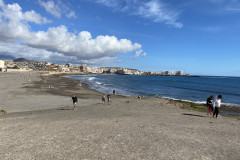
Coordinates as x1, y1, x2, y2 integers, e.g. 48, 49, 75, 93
138, 95, 141, 99
102, 94, 106, 103
213, 95, 223, 119
71, 95, 78, 110
113, 90, 116, 95
48, 85, 54, 88
78, 82, 82, 87
107, 94, 111, 103
206, 95, 214, 116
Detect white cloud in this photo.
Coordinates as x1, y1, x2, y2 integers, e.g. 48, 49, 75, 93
0, 42, 118, 65
0, 0, 144, 63
66, 11, 77, 18
0, 42, 67, 62
38, 0, 61, 18
0, 0, 50, 24
24, 26, 141, 59
79, 56, 118, 66
142, 52, 147, 57
209, 0, 240, 13
130, 49, 147, 59
92, 0, 182, 28
0, 0, 4, 7
38, 0, 77, 19
225, 6, 240, 12
0, 18, 32, 42
0, 0, 50, 42
96, 0, 120, 9
137, 0, 182, 28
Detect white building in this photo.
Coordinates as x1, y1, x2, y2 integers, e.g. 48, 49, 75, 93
80, 64, 95, 73
176, 71, 184, 76
0, 60, 6, 72
0, 60, 4, 68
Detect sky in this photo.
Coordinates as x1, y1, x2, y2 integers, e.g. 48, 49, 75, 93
0, 0, 240, 76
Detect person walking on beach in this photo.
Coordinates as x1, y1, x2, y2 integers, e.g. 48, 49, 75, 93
213, 95, 223, 119
71, 95, 78, 110
206, 95, 214, 116
102, 94, 106, 103
113, 90, 116, 95
107, 94, 111, 103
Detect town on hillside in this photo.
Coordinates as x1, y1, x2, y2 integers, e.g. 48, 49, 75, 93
0, 58, 190, 76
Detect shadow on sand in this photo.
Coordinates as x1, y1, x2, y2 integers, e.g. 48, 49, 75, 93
57, 108, 73, 111
182, 113, 205, 117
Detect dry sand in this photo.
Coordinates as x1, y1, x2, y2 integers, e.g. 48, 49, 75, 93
0, 72, 99, 113
0, 72, 240, 160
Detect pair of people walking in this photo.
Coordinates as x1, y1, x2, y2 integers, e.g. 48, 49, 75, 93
102, 94, 111, 103
206, 95, 223, 118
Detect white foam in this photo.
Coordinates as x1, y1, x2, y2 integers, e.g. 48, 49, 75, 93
162, 96, 205, 104
88, 77, 96, 81
222, 102, 240, 107
161, 96, 240, 107
96, 81, 101, 85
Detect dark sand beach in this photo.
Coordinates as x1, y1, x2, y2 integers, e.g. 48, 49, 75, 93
0, 72, 240, 160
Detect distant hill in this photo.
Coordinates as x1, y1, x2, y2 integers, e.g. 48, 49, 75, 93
14, 58, 34, 62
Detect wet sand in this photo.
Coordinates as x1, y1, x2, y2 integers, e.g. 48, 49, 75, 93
0, 72, 240, 160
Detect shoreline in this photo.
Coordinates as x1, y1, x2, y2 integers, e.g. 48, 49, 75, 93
67, 74, 240, 107
65, 74, 240, 119
1, 71, 239, 118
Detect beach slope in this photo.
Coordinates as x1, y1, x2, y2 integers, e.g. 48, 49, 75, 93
0, 72, 239, 160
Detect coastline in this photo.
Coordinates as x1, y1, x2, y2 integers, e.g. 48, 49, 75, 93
66, 74, 240, 119
1, 71, 239, 118
1, 71, 240, 159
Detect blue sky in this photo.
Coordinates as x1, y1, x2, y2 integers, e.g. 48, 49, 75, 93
0, 0, 240, 76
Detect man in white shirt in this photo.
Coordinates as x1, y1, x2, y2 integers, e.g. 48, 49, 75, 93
213, 95, 223, 119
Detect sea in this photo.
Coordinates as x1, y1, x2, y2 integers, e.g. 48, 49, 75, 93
68, 75, 240, 108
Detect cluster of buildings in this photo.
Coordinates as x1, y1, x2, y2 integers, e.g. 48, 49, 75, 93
0, 59, 189, 76
155, 70, 189, 76
0, 59, 47, 72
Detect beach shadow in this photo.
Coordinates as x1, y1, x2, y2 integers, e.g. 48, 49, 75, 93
57, 108, 73, 110
182, 113, 205, 117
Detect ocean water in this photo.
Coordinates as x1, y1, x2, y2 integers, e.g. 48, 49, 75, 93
68, 75, 240, 107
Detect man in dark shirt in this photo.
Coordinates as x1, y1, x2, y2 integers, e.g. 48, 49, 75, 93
71, 95, 78, 110
206, 95, 214, 116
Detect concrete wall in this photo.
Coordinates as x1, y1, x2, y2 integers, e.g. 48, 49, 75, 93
6, 68, 33, 72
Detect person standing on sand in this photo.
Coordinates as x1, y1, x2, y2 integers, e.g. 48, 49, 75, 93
71, 95, 78, 110
107, 94, 111, 103
113, 90, 116, 95
206, 95, 214, 116
213, 95, 223, 119
102, 94, 106, 103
